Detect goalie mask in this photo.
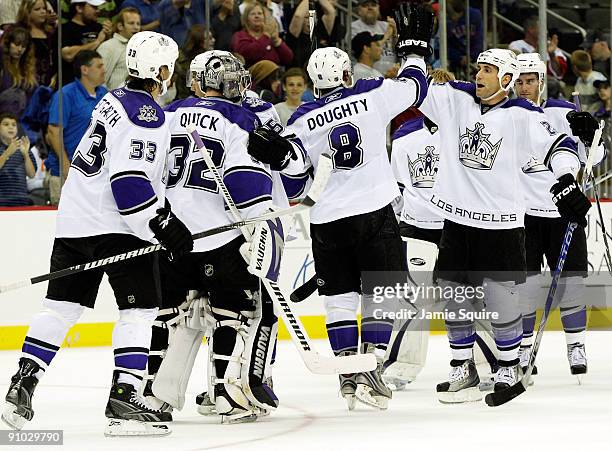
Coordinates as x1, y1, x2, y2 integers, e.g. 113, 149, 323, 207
188, 50, 251, 101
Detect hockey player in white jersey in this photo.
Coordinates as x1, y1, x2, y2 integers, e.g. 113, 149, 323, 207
514, 53, 606, 380
2, 32, 194, 436
247, 3, 434, 410
416, 48, 591, 403
144, 51, 282, 423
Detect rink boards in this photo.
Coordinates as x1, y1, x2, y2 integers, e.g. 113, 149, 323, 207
1, 204, 612, 349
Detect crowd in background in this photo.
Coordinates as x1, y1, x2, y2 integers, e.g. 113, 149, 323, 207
0, 0, 610, 207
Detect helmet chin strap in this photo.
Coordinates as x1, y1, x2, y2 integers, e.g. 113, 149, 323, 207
480, 78, 510, 103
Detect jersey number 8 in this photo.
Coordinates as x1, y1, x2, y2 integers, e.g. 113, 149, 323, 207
328, 123, 364, 170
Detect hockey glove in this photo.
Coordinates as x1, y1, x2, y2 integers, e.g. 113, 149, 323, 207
149, 204, 194, 259
550, 174, 591, 227
566, 110, 600, 147
248, 126, 297, 171
394, 2, 435, 58
239, 214, 286, 282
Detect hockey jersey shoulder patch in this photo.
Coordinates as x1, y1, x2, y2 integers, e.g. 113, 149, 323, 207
544, 98, 577, 111
501, 98, 543, 112
111, 88, 165, 128
242, 95, 274, 113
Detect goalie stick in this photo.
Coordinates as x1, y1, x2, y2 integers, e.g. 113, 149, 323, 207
187, 125, 377, 375
485, 115, 603, 407
0, 148, 334, 295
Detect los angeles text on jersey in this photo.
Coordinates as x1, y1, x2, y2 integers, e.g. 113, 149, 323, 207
430, 194, 517, 223
306, 98, 369, 130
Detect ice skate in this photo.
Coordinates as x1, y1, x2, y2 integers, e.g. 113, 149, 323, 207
494, 363, 522, 392
196, 391, 217, 416
567, 343, 587, 383
355, 345, 392, 410
104, 374, 172, 437
214, 385, 258, 424
436, 359, 482, 403
2, 358, 40, 430
339, 373, 358, 410
518, 346, 537, 386
142, 379, 173, 413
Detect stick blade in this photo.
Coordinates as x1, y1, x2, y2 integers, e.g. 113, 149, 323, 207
290, 276, 318, 303
303, 352, 377, 375
484, 380, 527, 407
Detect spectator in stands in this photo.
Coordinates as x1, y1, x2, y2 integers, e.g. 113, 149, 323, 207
13, 0, 57, 86
61, 0, 112, 85
97, 7, 141, 90
231, 3, 293, 67
120, 0, 160, 31
0, 112, 36, 207
159, 0, 206, 47
211, 0, 241, 51
239, 0, 284, 34
582, 30, 611, 80
352, 31, 383, 80
0, 27, 38, 119
314, 0, 344, 48
594, 78, 611, 150
508, 16, 567, 80
46, 50, 107, 205
249, 59, 281, 103
351, 0, 396, 75
446, 0, 482, 78
572, 49, 607, 114
286, 0, 313, 69
0, 0, 22, 30
174, 25, 215, 100
274, 67, 306, 126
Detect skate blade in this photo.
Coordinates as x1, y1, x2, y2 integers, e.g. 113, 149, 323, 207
2, 403, 27, 430
221, 411, 258, 424
196, 404, 217, 416
342, 394, 356, 411
104, 418, 171, 437
576, 374, 585, 385
355, 385, 389, 410
437, 387, 483, 404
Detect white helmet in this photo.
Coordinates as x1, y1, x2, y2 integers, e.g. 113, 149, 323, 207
476, 48, 520, 92
516, 52, 546, 98
307, 47, 353, 97
126, 31, 179, 95
188, 50, 250, 100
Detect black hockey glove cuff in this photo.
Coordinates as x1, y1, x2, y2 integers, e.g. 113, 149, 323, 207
550, 174, 591, 227
248, 126, 297, 171
566, 110, 600, 147
394, 2, 435, 58
149, 203, 193, 260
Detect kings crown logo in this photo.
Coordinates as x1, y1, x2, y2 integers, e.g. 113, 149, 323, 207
409, 146, 439, 188
458, 122, 502, 170
137, 105, 159, 123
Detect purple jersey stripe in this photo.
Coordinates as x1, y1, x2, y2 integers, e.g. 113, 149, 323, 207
110, 174, 157, 213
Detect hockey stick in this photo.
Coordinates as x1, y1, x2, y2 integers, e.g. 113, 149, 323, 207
571, 93, 612, 273
187, 126, 377, 375
290, 274, 318, 302
0, 152, 334, 295
485, 118, 603, 407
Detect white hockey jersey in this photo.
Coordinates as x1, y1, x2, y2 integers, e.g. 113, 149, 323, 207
241, 93, 290, 208
522, 98, 606, 217
418, 81, 579, 230
391, 116, 444, 229
164, 96, 274, 252
283, 57, 428, 224
56, 87, 168, 241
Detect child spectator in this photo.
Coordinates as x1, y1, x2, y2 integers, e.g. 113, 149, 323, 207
572, 49, 607, 114
0, 112, 37, 207
274, 67, 306, 126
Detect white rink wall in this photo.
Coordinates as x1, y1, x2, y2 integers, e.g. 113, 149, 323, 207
1, 203, 612, 326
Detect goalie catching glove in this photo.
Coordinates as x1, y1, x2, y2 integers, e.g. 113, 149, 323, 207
148, 201, 194, 259
394, 2, 435, 58
550, 174, 591, 227
248, 126, 297, 171
240, 212, 287, 282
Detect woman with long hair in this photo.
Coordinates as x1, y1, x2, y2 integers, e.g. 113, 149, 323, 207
13, 0, 57, 86
174, 24, 216, 100
230, 2, 293, 68
0, 27, 38, 117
